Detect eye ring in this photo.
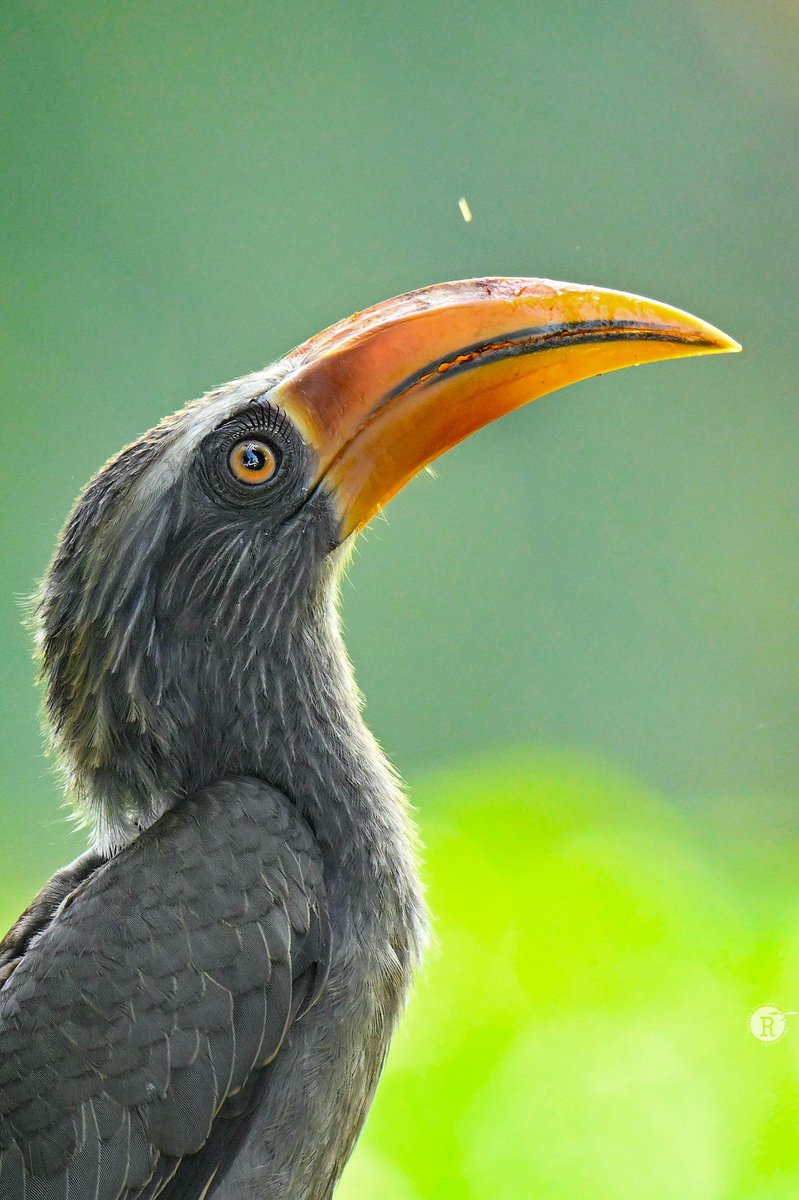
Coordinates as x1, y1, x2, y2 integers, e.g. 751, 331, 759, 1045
227, 437, 280, 486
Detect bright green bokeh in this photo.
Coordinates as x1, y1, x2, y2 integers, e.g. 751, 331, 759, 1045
339, 756, 799, 1200
1, 1, 796, 1196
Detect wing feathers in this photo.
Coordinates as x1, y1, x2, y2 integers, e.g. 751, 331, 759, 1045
0, 778, 328, 1200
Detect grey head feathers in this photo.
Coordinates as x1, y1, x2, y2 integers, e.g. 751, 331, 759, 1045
35, 366, 349, 850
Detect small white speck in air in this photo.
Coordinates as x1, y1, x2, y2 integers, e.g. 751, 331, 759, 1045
458, 197, 473, 223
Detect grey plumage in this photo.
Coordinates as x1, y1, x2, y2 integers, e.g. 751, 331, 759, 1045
2, 368, 428, 1198
1, 779, 332, 1198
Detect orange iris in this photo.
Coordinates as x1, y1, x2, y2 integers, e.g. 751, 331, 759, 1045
228, 439, 278, 485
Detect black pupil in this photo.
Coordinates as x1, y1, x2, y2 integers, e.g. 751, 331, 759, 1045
242, 444, 266, 471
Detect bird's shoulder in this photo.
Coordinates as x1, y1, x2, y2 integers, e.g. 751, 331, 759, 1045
0, 776, 330, 1200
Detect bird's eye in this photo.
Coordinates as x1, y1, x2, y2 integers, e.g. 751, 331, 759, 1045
227, 438, 279, 486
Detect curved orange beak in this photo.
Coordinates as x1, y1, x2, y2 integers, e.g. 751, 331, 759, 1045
269, 277, 740, 539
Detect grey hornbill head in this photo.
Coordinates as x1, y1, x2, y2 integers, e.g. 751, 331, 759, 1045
38, 277, 739, 845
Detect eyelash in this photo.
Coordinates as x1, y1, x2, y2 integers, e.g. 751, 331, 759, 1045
232, 400, 291, 440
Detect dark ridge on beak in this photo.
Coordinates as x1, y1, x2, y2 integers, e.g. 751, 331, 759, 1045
383, 318, 721, 405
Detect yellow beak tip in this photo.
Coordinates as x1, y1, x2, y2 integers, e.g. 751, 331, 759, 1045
710, 330, 742, 354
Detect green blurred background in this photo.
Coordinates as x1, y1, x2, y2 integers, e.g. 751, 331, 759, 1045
1, 2, 797, 1196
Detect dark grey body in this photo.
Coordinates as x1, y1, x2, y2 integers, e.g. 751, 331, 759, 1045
1, 772, 420, 1200
0, 372, 428, 1198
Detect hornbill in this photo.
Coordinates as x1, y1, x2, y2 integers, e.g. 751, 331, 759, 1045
0, 278, 738, 1199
